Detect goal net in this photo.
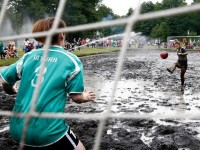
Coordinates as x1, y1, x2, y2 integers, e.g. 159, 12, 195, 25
1, 0, 200, 150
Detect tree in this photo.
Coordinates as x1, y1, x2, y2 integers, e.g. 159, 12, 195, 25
151, 24, 160, 38
133, 2, 156, 35
130, 0, 197, 41
95, 4, 124, 37
5, 0, 200, 42
188, 31, 197, 36
6, 0, 104, 41
6, 0, 56, 33
151, 22, 170, 42
140, 1, 154, 14
192, 0, 200, 3
161, 0, 187, 9
125, 8, 133, 17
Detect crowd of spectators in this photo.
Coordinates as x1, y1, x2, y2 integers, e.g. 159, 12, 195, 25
23, 38, 43, 52
64, 37, 123, 51
0, 37, 123, 60
0, 38, 43, 60
0, 40, 18, 59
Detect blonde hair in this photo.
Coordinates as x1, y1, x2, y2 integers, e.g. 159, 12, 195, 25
174, 39, 180, 45
32, 17, 67, 44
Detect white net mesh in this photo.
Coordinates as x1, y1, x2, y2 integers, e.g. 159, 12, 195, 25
1, 0, 200, 150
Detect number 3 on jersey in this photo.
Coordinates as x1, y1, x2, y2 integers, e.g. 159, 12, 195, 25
31, 66, 47, 87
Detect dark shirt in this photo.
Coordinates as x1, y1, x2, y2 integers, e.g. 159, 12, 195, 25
177, 48, 187, 61
0, 41, 3, 52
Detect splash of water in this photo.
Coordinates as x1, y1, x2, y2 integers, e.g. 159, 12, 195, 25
0, 17, 34, 48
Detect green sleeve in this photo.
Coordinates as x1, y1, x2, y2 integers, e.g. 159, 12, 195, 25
66, 69, 84, 94
0, 58, 23, 85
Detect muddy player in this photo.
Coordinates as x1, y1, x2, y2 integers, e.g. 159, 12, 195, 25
167, 40, 188, 91
0, 17, 95, 150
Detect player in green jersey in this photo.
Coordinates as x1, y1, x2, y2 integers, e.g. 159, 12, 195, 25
0, 17, 95, 150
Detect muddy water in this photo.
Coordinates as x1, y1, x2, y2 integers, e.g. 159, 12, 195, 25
1, 48, 200, 149
80, 49, 200, 149
82, 49, 200, 115
85, 76, 200, 115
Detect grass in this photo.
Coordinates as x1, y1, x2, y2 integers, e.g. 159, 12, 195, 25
73, 47, 119, 56
0, 47, 120, 67
0, 51, 25, 67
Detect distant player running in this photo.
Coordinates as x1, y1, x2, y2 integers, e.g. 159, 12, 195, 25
167, 40, 188, 91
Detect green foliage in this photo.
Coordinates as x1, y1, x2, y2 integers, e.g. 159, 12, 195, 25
140, 1, 154, 14
132, 0, 200, 41
73, 47, 119, 57
6, 0, 120, 42
134, 2, 157, 35
193, 0, 200, 3
161, 0, 187, 9
4, 0, 200, 44
188, 31, 197, 36
125, 8, 133, 17
151, 22, 170, 42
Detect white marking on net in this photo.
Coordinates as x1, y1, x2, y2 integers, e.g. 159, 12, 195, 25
93, 3, 142, 150
0, 0, 9, 28
0, 0, 200, 150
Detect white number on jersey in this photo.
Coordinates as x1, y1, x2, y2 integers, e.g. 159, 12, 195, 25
31, 66, 47, 87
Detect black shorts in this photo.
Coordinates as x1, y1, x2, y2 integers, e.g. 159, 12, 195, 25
24, 127, 79, 150
178, 60, 187, 69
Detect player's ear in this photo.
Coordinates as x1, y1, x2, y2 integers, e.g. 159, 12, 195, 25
60, 33, 65, 40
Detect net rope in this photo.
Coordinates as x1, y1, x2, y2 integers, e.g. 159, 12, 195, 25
1, 0, 200, 150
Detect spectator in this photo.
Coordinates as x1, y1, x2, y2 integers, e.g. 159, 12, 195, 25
24, 38, 30, 52
27, 42, 34, 52
85, 37, 90, 47
77, 37, 81, 50
36, 41, 43, 49
8, 40, 15, 49
64, 41, 71, 50
91, 38, 96, 48
5, 44, 15, 58
14, 48, 19, 58
0, 41, 5, 59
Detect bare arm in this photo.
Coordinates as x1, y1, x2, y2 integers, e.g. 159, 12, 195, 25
181, 52, 188, 56
177, 52, 188, 56
69, 89, 96, 104
177, 49, 188, 56
1, 80, 17, 95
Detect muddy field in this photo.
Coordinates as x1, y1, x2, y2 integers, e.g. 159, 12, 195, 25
1, 48, 200, 150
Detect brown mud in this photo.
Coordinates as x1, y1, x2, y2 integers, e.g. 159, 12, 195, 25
1, 48, 200, 150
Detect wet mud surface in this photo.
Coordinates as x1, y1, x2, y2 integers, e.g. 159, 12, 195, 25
1, 48, 200, 149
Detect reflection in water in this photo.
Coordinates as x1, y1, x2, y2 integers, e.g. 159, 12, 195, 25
84, 75, 200, 146
0, 126, 9, 133
84, 75, 200, 115
175, 93, 186, 114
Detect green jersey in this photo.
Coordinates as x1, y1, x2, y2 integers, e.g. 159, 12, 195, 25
0, 45, 84, 146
